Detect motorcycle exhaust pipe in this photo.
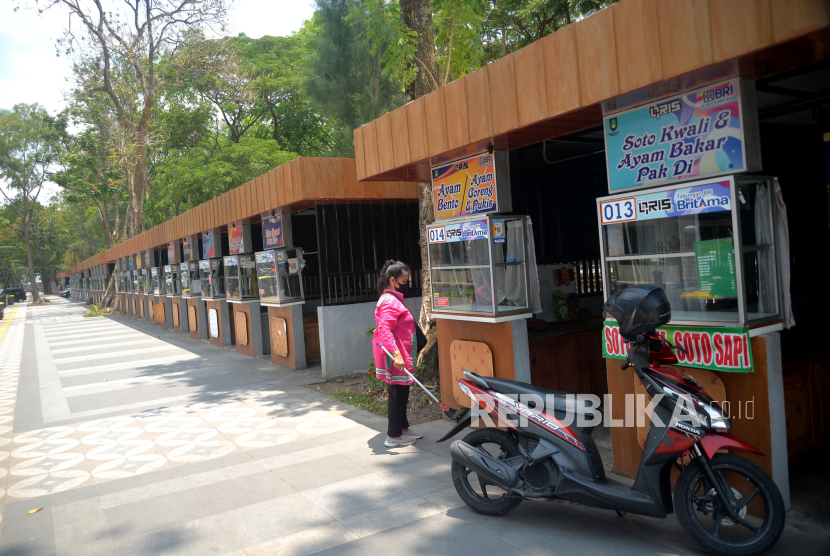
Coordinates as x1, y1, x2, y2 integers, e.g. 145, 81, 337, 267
450, 440, 519, 489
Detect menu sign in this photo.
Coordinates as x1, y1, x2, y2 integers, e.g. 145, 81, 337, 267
602, 320, 753, 372
694, 238, 737, 297
431, 153, 497, 220
604, 79, 757, 192
229, 221, 245, 254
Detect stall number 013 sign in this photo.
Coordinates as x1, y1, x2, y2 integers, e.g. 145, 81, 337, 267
602, 320, 753, 372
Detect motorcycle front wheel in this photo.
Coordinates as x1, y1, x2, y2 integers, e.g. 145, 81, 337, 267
674, 453, 785, 556
451, 428, 523, 516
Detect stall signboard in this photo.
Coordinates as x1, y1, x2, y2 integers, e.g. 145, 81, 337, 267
202, 229, 216, 259
183, 237, 191, 260
431, 153, 497, 220
604, 79, 757, 192
263, 214, 284, 249
600, 178, 731, 225
428, 219, 489, 244
602, 320, 753, 372
229, 221, 244, 254
167, 242, 178, 265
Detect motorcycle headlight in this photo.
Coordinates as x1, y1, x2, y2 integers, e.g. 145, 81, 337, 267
702, 403, 731, 430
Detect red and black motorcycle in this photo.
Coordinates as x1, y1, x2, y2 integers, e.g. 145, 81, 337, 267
438, 285, 785, 555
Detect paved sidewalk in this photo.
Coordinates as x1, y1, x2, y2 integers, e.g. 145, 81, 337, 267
0, 299, 827, 555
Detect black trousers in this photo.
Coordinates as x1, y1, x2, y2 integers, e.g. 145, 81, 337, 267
387, 384, 411, 437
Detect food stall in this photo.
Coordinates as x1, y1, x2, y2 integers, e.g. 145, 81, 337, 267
165, 241, 184, 334
225, 219, 270, 358
256, 210, 307, 369
181, 233, 207, 341
201, 227, 233, 348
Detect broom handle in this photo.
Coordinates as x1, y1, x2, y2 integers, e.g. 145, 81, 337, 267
377, 343, 441, 405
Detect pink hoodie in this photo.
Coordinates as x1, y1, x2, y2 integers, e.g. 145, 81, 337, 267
373, 289, 416, 385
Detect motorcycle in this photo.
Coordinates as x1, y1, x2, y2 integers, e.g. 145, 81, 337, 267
438, 285, 785, 555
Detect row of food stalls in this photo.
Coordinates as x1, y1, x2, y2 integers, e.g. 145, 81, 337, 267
349, 0, 830, 510
60, 156, 422, 376
59, 0, 830, 511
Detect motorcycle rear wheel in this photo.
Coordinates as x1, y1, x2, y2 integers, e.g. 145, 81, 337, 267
674, 453, 785, 556
451, 428, 523, 516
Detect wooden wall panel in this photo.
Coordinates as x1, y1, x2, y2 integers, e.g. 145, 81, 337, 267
375, 113, 395, 174
406, 97, 429, 161
261, 173, 272, 212
342, 157, 361, 198
362, 120, 381, 178
443, 77, 469, 149
576, 7, 620, 105
614, 0, 663, 94
321, 157, 341, 198
424, 90, 448, 155
309, 158, 325, 199
544, 23, 583, 116
353, 126, 367, 181
770, 0, 829, 42
289, 161, 303, 205
389, 106, 412, 168
488, 56, 520, 135
465, 70, 493, 144
709, 0, 772, 63
656, 0, 713, 79
513, 40, 548, 127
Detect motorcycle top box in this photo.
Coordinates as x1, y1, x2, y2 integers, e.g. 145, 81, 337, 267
440, 286, 784, 556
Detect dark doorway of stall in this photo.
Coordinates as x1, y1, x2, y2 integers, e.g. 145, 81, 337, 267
507, 127, 610, 403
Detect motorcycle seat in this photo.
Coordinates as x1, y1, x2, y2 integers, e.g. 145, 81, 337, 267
468, 373, 597, 416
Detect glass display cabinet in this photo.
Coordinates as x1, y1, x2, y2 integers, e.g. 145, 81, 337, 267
255, 247, 304, 304
597, 175, 780, 327
116, 272, 123, 293
203, 258, 225, 299
224, 255, 259, 300
139, 269, 149, 293
151, 267, 166, 296
181, 262, 202, 297
164, 264, 181, 295
426, 214, 530, 316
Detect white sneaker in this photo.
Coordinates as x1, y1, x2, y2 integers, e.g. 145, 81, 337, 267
402, 429, 423, 439
384, 436, 417, 447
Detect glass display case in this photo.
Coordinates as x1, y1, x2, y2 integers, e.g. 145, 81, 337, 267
598, 175, 780, 326
426, 214, 530, 316
151, 267, 166, 296
204, 258, 225, 299
164, 264, 181, 296
224, 255, 259, 300
181, 262, 202, 297
140, 269, 149, 293
255, 247, 304, 304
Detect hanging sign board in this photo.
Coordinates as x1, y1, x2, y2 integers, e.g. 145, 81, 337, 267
167, 242, 179, 265
228, 221, 252, 255
263, 213, 284, 249
604, 78, 760, 192
600, 177, 732, 225
202, 229, 217, 259
431, 153, 498, 220
602, 320, 753, 372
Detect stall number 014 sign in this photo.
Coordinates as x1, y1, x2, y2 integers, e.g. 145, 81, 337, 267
431, 153, 497, 220
428, 220, 489, 244
602, 320, 753, 372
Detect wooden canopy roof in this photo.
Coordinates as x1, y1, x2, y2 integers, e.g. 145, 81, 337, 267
353, 0, 830, 182
64, 157, 416, 275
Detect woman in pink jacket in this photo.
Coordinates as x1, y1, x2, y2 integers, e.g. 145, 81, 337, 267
373, 260, 422, 447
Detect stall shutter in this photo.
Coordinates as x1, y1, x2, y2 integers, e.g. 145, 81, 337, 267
450, 340, 494, 408
188, 306, 197, 331
153, 302, 166, 323
270, 317, 288, 357
236, 312, 249, 346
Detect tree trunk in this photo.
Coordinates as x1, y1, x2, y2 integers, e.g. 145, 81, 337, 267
102, 274, 118, 312
400, 0, 442, 382
21, 226, 41, 303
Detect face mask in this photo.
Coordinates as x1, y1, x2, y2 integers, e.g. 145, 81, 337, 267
396, 281, 410, 296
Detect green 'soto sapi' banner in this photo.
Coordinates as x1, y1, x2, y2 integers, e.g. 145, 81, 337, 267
602, 320, 753, 372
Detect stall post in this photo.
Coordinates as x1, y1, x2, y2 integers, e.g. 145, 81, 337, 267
257, 210, 306, 369
165, 241, 183, 333
181, 233, 203, 339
